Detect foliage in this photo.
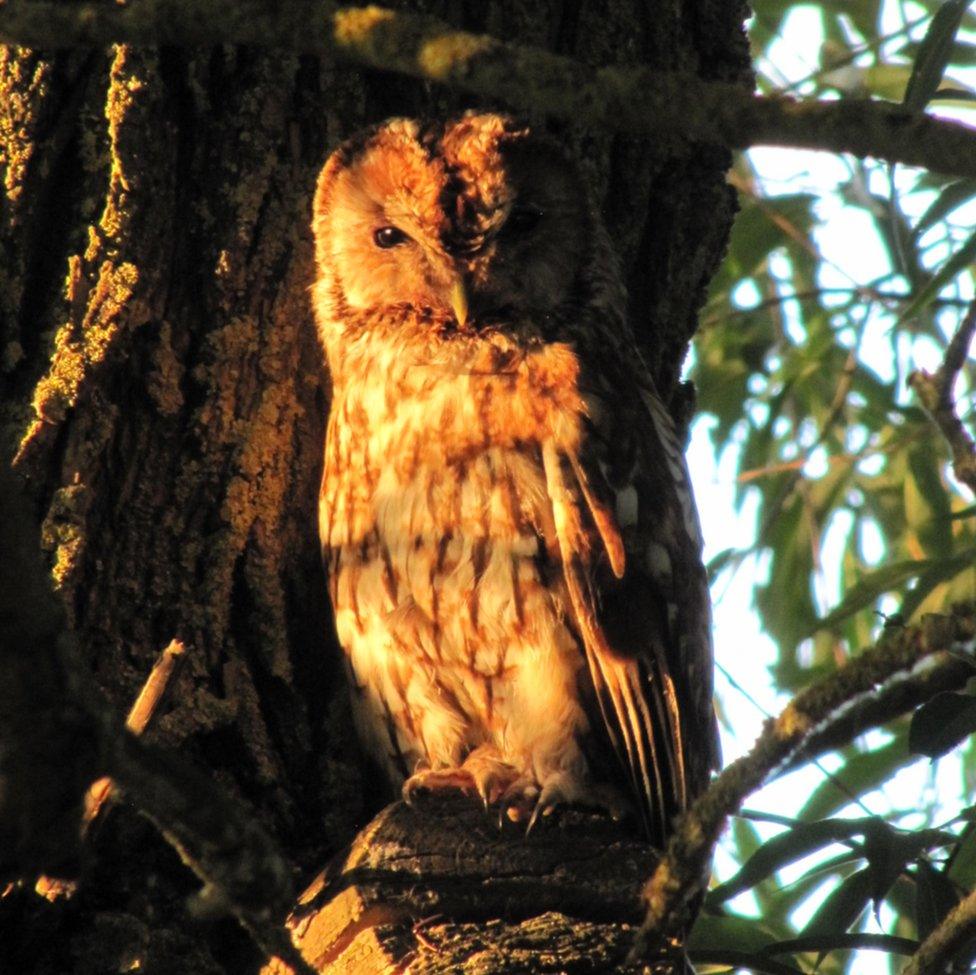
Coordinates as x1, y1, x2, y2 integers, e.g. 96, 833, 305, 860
693, 2, 976, 972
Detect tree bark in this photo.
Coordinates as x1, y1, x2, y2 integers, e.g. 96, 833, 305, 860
262, 799, 661, 974
0, 2, 749, 971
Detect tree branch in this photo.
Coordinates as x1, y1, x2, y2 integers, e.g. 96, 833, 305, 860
910, 299, 976, 495
782, 650, 975, 771
0, 463, 310, 975
3, 3, 976, 178
82, 638, 187, 828
0, 462, 107, 879
902, 883, 976, 975
630, 605, 976, 961
111, 735, 316, 975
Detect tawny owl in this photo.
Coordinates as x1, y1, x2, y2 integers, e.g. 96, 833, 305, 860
312, 112, 717, 847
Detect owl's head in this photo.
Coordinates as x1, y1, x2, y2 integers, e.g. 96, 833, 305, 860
311, 112, 595, 347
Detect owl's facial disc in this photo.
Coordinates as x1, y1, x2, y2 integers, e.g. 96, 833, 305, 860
366, 222, 466, 323
319, 113, 588, 330
357, 212, 469, 326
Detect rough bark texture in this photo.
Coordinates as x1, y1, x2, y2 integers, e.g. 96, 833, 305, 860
261, 799, 661, 974
0, 2, 750, 972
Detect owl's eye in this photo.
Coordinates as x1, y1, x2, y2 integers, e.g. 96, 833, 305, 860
503, 202, 544, 236
373, 226, 409, 249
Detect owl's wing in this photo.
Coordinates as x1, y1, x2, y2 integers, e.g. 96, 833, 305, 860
542, 358, 717, 845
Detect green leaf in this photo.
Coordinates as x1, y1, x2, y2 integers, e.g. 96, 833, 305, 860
755, 852, 864, 926
903, 0, 970, 112
905, 441, 953, 558
900, 37, 976, 68
731, 814, 765, 865
811, 559, 931, 635
930, 85, 976, 105
898, 227, 976, 324
899, 550, 976, 621
914, 860, 961, 939
948, 820, 976, 890
799, 867, 874, 937
755, 484, 821, 658
706, 546, 741, 581
707, 819, 880, 905
764, 932, 918, 956
689, 913, 783, 955
823, 0, 882, 45
724, 194, 818, 280
909, 691, 976, 758
859, 822, 952, 911
912, 179, 976, 239
848, 63, 915, 101
690, 948, 805, 975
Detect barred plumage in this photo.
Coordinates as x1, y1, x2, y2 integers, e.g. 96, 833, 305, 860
312, 112, 717, 846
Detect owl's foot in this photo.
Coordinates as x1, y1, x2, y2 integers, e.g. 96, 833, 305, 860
403, 747, 521, 809
499, 771, 631, 834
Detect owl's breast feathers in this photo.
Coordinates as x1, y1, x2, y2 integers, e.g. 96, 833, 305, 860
320, 317, 717, 845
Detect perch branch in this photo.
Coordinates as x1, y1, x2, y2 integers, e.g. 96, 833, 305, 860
902, 883, 976, 975
261, 797, 668, 974
631, 605, 976, 961
3, 3, 976, 178
910, 299, 976, 495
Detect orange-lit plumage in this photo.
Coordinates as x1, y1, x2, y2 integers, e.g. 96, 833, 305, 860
312, 113, 717, 846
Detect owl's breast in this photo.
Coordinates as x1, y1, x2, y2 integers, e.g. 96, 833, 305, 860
319, 334, 586, 669
323, 332, 584, 538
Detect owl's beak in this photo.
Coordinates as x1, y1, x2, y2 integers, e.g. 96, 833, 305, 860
448, 278, 469, 327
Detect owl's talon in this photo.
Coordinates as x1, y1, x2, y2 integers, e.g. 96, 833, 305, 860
526, 803, 544, 836
402, 748, 522, 813
522, 772, 634, 834
497, 777, 537, 826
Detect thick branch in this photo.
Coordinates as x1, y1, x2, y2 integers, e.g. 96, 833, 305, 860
261, 798, 672, 974
783, 650, 974, 770
910, 300, 976, 494
3, 3, 976, 178
632, 606, 976, 960
902, 883, 976, 975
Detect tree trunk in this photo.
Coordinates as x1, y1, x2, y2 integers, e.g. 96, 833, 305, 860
0, 3, 749, 972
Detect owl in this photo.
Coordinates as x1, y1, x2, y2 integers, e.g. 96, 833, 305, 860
312, 112, 717, 847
